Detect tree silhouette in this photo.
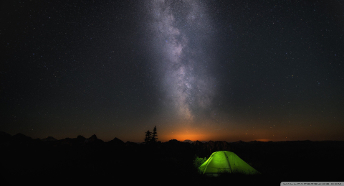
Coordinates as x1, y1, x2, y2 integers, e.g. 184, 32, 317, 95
144, 126, 158, 144
151, 126, 158, 143
144, 130, 152, 144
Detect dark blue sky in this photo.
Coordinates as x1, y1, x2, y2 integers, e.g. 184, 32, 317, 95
1, 0, 344, 142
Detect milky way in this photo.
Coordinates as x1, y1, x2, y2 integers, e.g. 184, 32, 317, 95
147, 0, 217, 125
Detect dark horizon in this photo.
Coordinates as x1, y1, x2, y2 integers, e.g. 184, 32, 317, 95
1, 0, 344, 142
2, 130, 344, 185
2, 130, 343, 144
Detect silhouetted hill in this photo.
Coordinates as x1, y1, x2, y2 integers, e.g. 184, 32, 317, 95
183, 139, 193, 143
12, 133, 32, 141
1, 132, 343, 185
86, 134, 103, 144
42, 136, 57, 142
108, 137, 124, 146
76, 135, 86, 142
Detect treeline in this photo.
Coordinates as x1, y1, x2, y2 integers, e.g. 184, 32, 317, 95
1, 130, 344, 185
144, 126, 158, 144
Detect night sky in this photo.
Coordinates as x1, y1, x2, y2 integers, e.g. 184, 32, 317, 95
1, 0, 344, 142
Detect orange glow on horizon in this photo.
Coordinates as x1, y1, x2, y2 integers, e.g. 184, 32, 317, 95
154, 119, 340, 142
162, 132, 208, 142
254, 139, 271, 142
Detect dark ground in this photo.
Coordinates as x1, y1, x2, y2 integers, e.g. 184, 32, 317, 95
1, 132, 343, 185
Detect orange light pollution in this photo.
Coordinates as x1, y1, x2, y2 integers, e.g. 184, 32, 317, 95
152, 117, 344, 143
162, 129, 298, 143
165, 133, 206, 142
154, 119, 270, 142
82, 116, 344, 143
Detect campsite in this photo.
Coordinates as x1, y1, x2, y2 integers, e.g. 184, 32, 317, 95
1, 132, 343, 185
2, 1, 344, 185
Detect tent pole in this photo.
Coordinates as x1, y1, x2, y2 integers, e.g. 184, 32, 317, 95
223, 151, 232, 173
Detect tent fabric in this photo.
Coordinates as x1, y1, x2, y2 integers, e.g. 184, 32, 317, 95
198, 151, 260, 175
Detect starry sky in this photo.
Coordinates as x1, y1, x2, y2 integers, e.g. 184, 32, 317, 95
1, 0, 344, 142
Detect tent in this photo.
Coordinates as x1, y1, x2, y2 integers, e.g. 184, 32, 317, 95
198, 151, 260, 176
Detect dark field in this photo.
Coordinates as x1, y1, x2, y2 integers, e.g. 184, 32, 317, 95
1, 132, 343, 185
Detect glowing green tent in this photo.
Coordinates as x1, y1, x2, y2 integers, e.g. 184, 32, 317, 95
198, 151, 260, 176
